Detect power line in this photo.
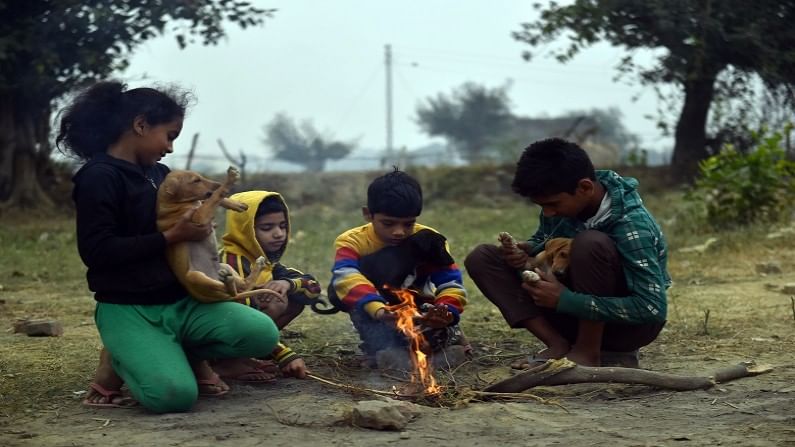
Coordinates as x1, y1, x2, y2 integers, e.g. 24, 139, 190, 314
392, 45, 616, 74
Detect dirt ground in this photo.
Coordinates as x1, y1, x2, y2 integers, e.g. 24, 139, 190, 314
2, 276, 794, 447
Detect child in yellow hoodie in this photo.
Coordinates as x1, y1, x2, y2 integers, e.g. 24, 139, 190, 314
214, 191, 322, 382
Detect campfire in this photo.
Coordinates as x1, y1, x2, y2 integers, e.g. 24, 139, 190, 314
384, 287, 442, 397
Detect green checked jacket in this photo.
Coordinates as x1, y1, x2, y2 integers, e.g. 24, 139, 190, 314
527, 170, 671, 324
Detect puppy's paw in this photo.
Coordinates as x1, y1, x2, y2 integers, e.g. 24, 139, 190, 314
229, 200, 248, 212
226, 166, 240, 183
218, 268, 234, 283
521, 270, 540, 283
254, 256, 267, 268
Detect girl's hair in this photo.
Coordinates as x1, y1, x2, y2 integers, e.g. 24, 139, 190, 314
56, 81, 193, 160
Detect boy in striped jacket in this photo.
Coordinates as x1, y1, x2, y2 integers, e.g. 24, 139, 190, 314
329, 168, 469, 369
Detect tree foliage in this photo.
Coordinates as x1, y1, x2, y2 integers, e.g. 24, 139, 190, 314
514, 0, 795, 180
415, 82, 514, 163
0, 1, 273, 208
686, 126, 795, 228
264, 113, 354, 172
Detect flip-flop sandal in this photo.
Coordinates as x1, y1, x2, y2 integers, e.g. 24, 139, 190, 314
82, 382, 138, 408
249, 358, 280, 374
197, 373, 230, 397
220, 368, 278, 383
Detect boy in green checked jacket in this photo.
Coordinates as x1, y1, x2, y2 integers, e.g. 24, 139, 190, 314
465, 138, 670, 368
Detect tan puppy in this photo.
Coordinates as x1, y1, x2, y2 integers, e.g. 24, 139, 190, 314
498, 232, 573, 282
533, 238, 572, 278
157, 167, 265, 302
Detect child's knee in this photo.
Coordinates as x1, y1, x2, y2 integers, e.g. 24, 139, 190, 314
136, 376, 198, 413
571, 230, 617, 264
236, 313, 279, 354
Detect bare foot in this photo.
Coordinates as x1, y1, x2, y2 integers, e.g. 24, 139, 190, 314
83, 348, 136, 407
510, 345, 570, 370
565, 347, 600, 367
211, 357, 278, 382
191, 360, 230, 396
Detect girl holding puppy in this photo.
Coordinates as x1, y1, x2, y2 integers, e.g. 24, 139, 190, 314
57, 81, 279, 413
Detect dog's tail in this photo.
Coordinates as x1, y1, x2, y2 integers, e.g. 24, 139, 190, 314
309, 295, 342, 315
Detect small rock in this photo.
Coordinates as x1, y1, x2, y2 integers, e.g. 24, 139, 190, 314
781, 283, 795, 295
755, 262, 782, 275
400, 432, 410, 439
348, 400, 420, 431
13, 319, 64, 337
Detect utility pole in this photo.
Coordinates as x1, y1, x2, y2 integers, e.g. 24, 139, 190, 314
383, 44, 393, 168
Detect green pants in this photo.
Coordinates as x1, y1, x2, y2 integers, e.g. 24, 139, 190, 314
95, 297, 278, 413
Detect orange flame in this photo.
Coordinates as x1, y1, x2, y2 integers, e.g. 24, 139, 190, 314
384, 286, 441, 395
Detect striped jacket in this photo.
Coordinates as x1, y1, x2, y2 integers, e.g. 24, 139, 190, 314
331, 223, 467, 319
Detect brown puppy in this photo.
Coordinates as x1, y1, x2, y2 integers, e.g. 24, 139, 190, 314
533, 238, 572, 278
498, 232, 572, 281
157, 167, 265, 302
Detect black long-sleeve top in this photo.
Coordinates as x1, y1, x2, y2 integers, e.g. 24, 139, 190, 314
72, 153, 186, 304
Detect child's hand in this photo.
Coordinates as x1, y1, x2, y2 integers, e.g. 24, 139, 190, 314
373, 307, 398, 325
501, 241, 531, 269
262, 280, 291, 297
280, 357, 308, 379
420, 304, 454, 328
163, 207, 212, 244
521, 268, 564, 309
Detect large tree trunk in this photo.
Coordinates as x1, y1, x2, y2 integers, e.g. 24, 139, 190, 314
0, 88, 55, 210
670, 77, 717, 182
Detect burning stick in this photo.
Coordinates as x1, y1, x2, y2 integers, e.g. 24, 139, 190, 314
384, 287, 441, 397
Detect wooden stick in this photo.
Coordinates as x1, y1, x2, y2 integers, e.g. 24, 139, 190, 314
306, 373, 397, 397
483, 359, 772, 394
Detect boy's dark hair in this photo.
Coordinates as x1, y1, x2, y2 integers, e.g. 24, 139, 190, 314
56, 80, 193, 161
256, 195, 287, 218
367, 167, 422, 217
511, 138, 596, 198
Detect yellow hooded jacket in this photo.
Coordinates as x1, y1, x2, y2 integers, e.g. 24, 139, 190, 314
221, 190, 320, 366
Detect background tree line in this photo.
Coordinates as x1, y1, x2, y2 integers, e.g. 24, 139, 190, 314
1, 0, 793, 208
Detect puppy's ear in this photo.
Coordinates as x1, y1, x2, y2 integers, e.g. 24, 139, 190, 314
161, 179, 177, 197
546, 238, 570, 255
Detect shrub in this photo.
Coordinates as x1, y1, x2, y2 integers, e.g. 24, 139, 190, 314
686, 126, 795, 228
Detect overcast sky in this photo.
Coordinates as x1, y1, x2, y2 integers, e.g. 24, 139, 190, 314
120, 1, 672, 171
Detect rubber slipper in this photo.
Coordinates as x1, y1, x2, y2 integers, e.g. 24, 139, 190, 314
82, 382, 138, 408
197, 373, 230, 397
249, 358, 280, 374
220, 368, 278, 383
